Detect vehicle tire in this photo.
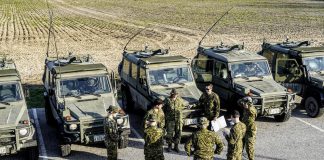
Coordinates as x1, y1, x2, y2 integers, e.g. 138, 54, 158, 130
121, 86, 134, 112
274, 108, 291, 122
60, 143, 71, 157
305, 96, 324, 118
44, 96, 55, 126
118, 136, 128, 149
26, 146, 39, 160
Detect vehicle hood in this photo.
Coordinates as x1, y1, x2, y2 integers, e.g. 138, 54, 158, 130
235, 80, 287, 96
0, 102, 29, 127
66, 96, 118, 120
151, 85, 202, 105
310, 74, 324, 89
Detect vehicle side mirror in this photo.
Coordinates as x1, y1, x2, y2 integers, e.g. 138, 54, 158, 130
24, 88, 30, 98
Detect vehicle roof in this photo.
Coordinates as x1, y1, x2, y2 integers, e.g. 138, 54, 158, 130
0, 56, 19, 79
46, 55, 108, 74
123, 49, 189, 66
199, 46, 266, 63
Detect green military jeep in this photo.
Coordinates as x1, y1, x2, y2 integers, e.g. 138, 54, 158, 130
192, 44, 296, 122
119, 47, 203, 133
0, 55, 38, 159
42, 54, 130, 156
259, 40, 324, 118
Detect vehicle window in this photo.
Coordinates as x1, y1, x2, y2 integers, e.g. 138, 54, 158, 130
263, 50, 275, 66
276, 59, 299, 75
149, 66, 193, 86
139, 67, 147, 87
231, 61, 270, 78
214, 61, 228, 79
59, 76, 111, 97
131, 63, 137, 79
0, 82, 22, 102
303, 56, 324, 74
122, 60, 130, 75
194, 54, 213, 73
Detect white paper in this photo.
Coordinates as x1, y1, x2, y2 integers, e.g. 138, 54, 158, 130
211, 116, 227, 132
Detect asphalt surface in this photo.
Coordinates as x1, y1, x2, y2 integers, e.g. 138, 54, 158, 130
3, 104, 324, 160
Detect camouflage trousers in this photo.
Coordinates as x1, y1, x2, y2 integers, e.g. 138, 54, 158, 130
227, 145, 243, 160
193, 155, 214, 160
144, 146, 164, 160
165, 120, 182, 144
106, 141, 118, 160
244, 131, 256, 160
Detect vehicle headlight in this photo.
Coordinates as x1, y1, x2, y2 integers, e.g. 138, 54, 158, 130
69, 124, 78, 131
117, 118, 124, 125
19, 128, 28, 136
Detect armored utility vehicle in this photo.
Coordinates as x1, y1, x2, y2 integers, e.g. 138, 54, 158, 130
0, 55, 38, 159
119, 47, 203, 131
259, 40, 324, 117
192, 44, 296, 122
42, 54, 130, 156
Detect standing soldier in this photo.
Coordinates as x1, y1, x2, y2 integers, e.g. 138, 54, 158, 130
185, 117, 224, 160
238, 96, 257, 160
104, 105, 120, 160
198, 84, 221, 121
143, 99, 165, 129
224, 110, 246, 160
164, 89, 185, 152
144, 114, 165, 160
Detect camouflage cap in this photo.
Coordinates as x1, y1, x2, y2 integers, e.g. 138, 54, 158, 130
106, 105, 119, 113
243, 96, 253, 104
198, 117, 209, 126
170, 88, 178, 95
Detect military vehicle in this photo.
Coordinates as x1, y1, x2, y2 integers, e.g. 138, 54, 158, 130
42, 54, 130, 156
192, 43, 296, 122
119, 46, 203, 132
259, 39, 324, 118
0, 55, 38, 159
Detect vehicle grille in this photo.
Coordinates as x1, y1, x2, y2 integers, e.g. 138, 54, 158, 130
0, 129, 16, 145
82, 120, 104, 135
263, 95, 287, 109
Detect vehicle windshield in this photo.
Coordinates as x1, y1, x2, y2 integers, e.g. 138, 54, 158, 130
231, 61, 270, 78
303, 56, 324, 74
0, 82, 22, 102
59, 76, 111, 97
149, 66, 193, 86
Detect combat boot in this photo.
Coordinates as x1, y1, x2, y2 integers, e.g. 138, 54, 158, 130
167, 143, 172, 152
173, 143, 180, 153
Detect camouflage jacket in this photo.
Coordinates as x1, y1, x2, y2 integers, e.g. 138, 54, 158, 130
242, 103, 257, 134
163, 97, 185, 122
226, 121, 246, 160
104, 117, 119, 143
185, 128, 224, 159
144, 108, 165, 129
144, 126, 164, 159
198, 92, 221, 120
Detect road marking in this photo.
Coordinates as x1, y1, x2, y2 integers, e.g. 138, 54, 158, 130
295, 117, 324, 133
131, 127, 145, 144
32, 109, 48, 159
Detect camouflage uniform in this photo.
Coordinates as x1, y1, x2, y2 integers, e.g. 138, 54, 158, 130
104, 116, 119, 160
144, 108, 165, 129
185, 128, 224, 160
198, 92, 221, 120
240, 100, 257, 160
144, 118, 165, 160
163, 97, 185, 144
225, 121, 246, 160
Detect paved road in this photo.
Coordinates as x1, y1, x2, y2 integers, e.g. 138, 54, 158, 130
3, 106, 324, 160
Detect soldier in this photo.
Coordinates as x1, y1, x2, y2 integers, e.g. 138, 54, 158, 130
163, 88, 185, 152
198, 83, 221, 121
103, 105, 120, 160
185, 117, 224, 160
144, 114, 165, 160
224, 110, 246, 160
143, 99, 165, 129
238, 96, 257, 160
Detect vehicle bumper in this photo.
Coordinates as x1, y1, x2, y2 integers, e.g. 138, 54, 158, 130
0, 139, 37, 156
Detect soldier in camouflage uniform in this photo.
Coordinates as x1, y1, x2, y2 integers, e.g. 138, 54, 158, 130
163, 89, 185, 152
104, 105, 120, 160
144, 114, 165, 160
198, 84, 221, 121
224, 110, 246, 160
144, 99, 165, 129
185, 117, 224, 160
238, 97, 257, 160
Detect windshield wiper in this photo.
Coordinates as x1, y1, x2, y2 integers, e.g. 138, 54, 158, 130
0, 101, 10, 105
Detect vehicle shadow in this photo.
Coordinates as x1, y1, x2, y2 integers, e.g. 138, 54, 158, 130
68, 150, 107, 160
23, 83, 44, 108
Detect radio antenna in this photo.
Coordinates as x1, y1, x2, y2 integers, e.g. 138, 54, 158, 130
123, 26, 150, 51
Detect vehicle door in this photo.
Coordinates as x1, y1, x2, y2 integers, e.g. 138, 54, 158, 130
191, 54, 214, 91
137, 67, 150, 110
212, 60, 231, 100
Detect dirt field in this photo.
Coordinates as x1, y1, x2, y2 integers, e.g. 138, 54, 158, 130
0, 0, 323, 84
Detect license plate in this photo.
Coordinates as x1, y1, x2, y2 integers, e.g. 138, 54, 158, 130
184, 118, 198, 125
93, 135, 105, 142
269, 108, 281, 114
0, 147, 6, 154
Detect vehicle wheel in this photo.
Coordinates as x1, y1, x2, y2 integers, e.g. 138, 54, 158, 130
26, 146, 39, 160
121, 86, 134, 112
118, 136, 128, 149
305, 96, 324, 118
44, 96, 55, 126
60, 143, 71, 157
274, 108, 291, 122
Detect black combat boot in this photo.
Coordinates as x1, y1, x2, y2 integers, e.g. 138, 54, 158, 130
173, 143, 180, 153
167, 143, 172, 152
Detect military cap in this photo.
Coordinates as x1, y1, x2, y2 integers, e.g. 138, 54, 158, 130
243, 96, 253, 104
170, 88, 178, 95
153, 98, 163, 106
106, 105, 119, 113
198, 117, 209, 126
